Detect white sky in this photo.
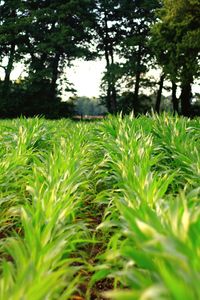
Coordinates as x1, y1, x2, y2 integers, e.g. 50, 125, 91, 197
65, 59, 106, 98
0, 58, 106, 99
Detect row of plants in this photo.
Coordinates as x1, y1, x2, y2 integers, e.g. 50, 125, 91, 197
0, 115, 200, 299
0, 118, 96, 299
91, 114, 200, 299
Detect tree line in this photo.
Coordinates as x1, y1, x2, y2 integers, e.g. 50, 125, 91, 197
0, 0, 199, 118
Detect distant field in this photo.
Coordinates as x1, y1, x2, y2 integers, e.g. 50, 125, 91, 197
0, 115, 200, 300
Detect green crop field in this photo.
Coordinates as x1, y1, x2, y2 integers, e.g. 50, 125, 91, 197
0, 114, 200, 300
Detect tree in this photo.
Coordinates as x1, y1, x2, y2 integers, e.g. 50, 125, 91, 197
155, 73, 165, 113
23, 0, 95, 99
151, 0, 200, 116
0, 0, 96, 117
93, 0, 160, 114
93, 0, 123, 114
0, 0, 25, 94
117, 0, 160, 111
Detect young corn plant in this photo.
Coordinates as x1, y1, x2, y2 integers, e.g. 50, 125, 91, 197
90, 114, 200, 300
0, 115, 200, 300
0, 119, 94, 300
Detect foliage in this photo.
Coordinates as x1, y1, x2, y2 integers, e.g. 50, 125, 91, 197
93, 0, 161, 113
74, 96, 107, 116
0, 115, 200, 299
0, 0, 95, 115
0, 118, 93, 299
0, 80, 74, 118
150, 0, 200, 115
117, 92, 154, 115
0, 0, 199, 116
90, 114, 200, 299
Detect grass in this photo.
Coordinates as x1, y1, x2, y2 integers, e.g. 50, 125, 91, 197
0, 114, 199, 299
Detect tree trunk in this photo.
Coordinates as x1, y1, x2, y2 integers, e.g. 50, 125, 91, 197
110, 86, 117, 114
134, 71, 140, 110
4, 42, 15, 92
50, 52, 60, 100
171, 81, 179, 114
180, 64, 193, 117
155, 73, 165, 113
29, 52, 48, 80
133, 45, 142, 111
106, 86, 112, 113
180, 81, 192, 117
109, 45, 117, 114
103, 10, 117, 114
